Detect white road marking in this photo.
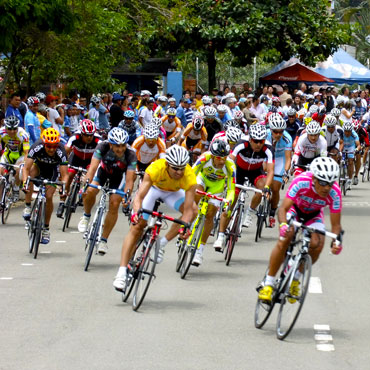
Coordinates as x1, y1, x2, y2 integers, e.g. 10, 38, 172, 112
40, 251, 51, 254
70, 231, 80, 234
342, 201, 370, 207
21, 263, 34, 266
314, 324, 335, 351
0, 277, 14, 280
55, 240, 66, 243
309, 277, 322, 294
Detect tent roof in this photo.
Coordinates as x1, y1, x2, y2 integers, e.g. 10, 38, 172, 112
260, 62, 333, 84
314, 48, 370, 84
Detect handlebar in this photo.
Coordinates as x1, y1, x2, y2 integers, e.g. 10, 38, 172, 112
25, 176, 65, 193
68, 165, 88, 173
87, 183, 126, 198
235, 184, 263, 194
0, 163, 20, 169
139, 208, 190, 229
196, 189, 229, 203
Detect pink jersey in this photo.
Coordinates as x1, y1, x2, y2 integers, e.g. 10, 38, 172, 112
286, 172, 342, 214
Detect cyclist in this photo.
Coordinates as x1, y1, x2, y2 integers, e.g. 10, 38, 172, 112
78, 127, 136, 255
353, 119, 370, 181
113, 145, 197, 292
216, 104, 232, 124
258, 157, 343, 303
192, 139, 236, 263
330, 107, 342, 127
203, 106, 223, 148
311, 105, 326, 126
22, 128, 68, 244
57, 119, 101, 218
353, 97, 366, 120
292, 120, 327, 177
178, 116, 208, 158
24, 96, 41, 145
161, 108, 182, 147
153, 96, 168, 118
132, 124, 166, 171
321, 114, 343, 163
0, 116, 30, 201
266, 114, 292, 228
229, 123, 274, 228
285, 108, 301, 143
233, 110, 248, 134
340, 121, 361, 188
211, 125, 243, 151
118, 110, 142, 145
151, 116, 167, 142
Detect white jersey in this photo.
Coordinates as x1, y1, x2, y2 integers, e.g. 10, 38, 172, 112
293, 133, 327, 162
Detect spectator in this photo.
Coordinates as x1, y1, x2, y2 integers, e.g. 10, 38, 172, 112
242, 99, 258, 126
18, 90, 28, 119
5, 92, 24, 128
138, 97, 154, 127
109, 93, 124, 128
250, 96, 265, 121
176, 98, 191, 127
282, 98, 294, 116
46, 94, 64, 134
279, 85, 292, 106
195, 92, 203, 110
325, 87, 335, 112
24, 96, 41, 145
98, 94, 110, 130
291, 94, 303, 111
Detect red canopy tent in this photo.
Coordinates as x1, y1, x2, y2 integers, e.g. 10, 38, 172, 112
260, 62, 334, 85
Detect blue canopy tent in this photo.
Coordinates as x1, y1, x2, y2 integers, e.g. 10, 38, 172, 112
314, 48, 370, 85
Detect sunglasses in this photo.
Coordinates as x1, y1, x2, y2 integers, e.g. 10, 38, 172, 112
169, 165, 186, 172
272, 130, 284, 134
6, 128, 17, 131
82, 133, 94, 137
214, 155, 228, 160
251, 139, 265, 144
317, 179, 335, 187
45, 144, 58, 149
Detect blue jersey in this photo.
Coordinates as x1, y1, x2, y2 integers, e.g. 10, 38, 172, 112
343, 130, 359, 152
266, 130, 292, 160
217, 112, 232, 124
118, 120, 142, 145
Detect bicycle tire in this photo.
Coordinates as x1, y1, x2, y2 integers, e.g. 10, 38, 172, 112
276, 254, 312, 340
63, 181, 79, 231
176, 238, 187, 272
210, 208, 221, 238
180, 216, 204, 279
255, 204, 264, 242
362, 160, 367, 182
263, 199, 271, 231
225, 205, 241, 266
367, 165, 370, 182
27, 199, 39, 253
0, 181, 5, 221
33, 200, 45, 259
132, 237, 158, 311
84, 208, 103, 271
1, 185, 13, 224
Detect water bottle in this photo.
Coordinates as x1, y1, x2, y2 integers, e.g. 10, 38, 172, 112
284, 257, 294, 275
147, 216, 156, 228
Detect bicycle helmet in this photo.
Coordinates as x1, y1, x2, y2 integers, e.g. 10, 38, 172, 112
165, 145, 189, 167
166, 107, 177, 116
343, 121, 353, 132
323, 114, 337, 127
306, 120, 322, 135
158, 96, 168, 103
204, 106, 217, 118
306, 94, 315, 101
108, 127, 129, 144
272, 96, 280, 103
330, 108, 341, 117
168, 97, 176, 103
4, 115, 20, 129
193, 116, 204, 131
310, 157, 339, 183
27, 96, 40, 106
90, 96, 100, 105
249, 123, 267, 140
352, 119, 361, 131
143, 124, 159, 139
287, 108, 297, 117
80, 119, 96, 134
226, 126, 242, 143
309, 104, 319, 114
36, 92, 46, 101
233, 110, 244, 120
268, 106, 278, 113
217, 104, 228, 113
318, 105, 326, 115
224, 119, 239, 128
202, 96, 212, 105
123, 110, 135, 119
268, 113, 287, 130
151, 117, 163, 128
336, 96, 345, 106
41, 128, 60, 144
210, 139, 230, 156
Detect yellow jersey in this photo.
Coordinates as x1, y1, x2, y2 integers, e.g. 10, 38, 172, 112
146, 158, 196, 192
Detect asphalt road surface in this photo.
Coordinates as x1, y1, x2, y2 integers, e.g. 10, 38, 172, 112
1, 182, 370, 370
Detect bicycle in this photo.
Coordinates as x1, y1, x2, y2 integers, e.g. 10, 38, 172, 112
339, 152, 350, 196
254, 218, 343, 340
0, 163, 19, 224
255, 189, 269, 243
122, 199, 189, 311
83, 183, 126, 271
62, 165, 87, 232
24, 177, 65, 259
361, 148, 370, 182
176, 189, 227, 279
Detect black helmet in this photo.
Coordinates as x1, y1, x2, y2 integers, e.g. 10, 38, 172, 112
210, 139, 230, 157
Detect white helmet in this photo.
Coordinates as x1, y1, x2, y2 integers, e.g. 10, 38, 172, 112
108, 127, 129, 144
310, 157, 339, 183
143, 124, 159, 139
336, 96, 345, 106
36, 92, 46, 101
151, 117, 163, 129
158, 96, 168, 103
192, 116, 204, 130
324, 114, 337, 127
217, 104, 228, 113
233, 110, 244, 120
309, 104, 319, 114
165, 145, 189, 167
287, 108, 297, 117
91, 96, 100, 105
343, 121, 353, 131
166, 107, 177, 116
268, 113, 286, 130
330, 108, 341, 117
249, 123, 267, 140
226, 126, 242, 143
204, 106, 217, 118
202, 96, 212, 105
306, 120, 321, 135
168, 97, 176, 103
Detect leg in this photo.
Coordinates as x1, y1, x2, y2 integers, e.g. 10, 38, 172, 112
44, 185, 56, 226
347, 157, 354, 179
200, 204, 218, 244
308, 233, 325, 264
250, 176, 265, 209
82, 182, 99, 215
101, 193, 121, 239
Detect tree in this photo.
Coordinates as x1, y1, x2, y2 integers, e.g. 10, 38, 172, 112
0, 0, 75, 96
149, 0, 351, 90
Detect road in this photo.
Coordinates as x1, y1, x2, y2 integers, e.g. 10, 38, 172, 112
1, 182, 370, 370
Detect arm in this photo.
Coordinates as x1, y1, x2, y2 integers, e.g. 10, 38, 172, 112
355, 139, 361, 152
85, 157, 100, 183
330, 212, 343, 254
27, 124, 37, 143
181, 184, 196, 224
341, 108, 354, 119
277, 196, 294, 225
22, 157, 34, 183
265, 162, 274, 188
124, 169, 135, 195
284, 149, 292, 172
132, 173, 153, 214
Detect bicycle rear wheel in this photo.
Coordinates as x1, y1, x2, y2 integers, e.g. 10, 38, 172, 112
276, 254, 312, 340
132, 238, 158, 311
362, 161, 367, 182
180, 216, 204, 279
84, 209, 103, 271
255, 204, 264, 242
62, 182, 78, 232
1, 185, 13, 224
33, 200, 45, 259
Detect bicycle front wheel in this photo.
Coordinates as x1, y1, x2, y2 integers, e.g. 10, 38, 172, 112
225, 206, 241, 266
84, 209, 103, 271
176, 238, 186, 272
1, 185, 13, 224
62, 182, 78, 232
33, 200, 45, 259
132, 238, 158, 311
255, 204, 264, 242
276, 254, 312, 340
